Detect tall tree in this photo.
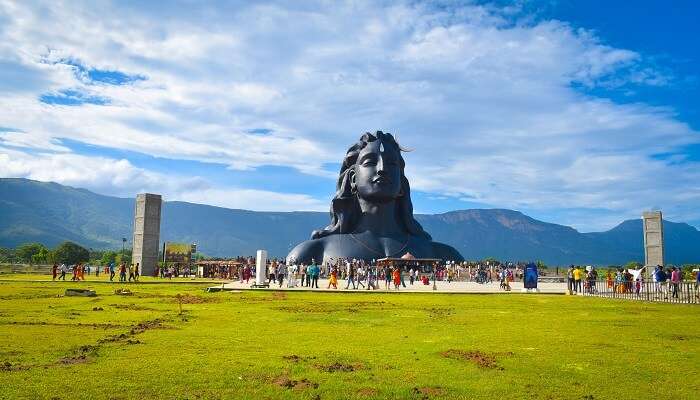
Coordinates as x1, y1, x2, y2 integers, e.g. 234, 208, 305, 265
15, 243, 47, 264
53, 242, 90, 265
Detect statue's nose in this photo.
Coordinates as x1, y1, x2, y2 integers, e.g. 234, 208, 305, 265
377, 155, 385, 172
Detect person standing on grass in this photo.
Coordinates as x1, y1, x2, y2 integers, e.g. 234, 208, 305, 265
134, 263, 140, 282
52, 263, 58, 281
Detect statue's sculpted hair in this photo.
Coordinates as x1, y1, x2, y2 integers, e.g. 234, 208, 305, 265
311, 131, 432, 240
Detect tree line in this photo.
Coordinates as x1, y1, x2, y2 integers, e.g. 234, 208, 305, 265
0, 242, 132, 266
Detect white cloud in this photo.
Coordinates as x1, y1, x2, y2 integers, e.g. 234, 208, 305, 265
0, 147, 326, 211
0, 1, 698, 230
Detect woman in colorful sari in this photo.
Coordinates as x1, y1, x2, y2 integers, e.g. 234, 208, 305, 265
392, 267, 401, 289
606, 270, 613, 289
328, 267, 338, 289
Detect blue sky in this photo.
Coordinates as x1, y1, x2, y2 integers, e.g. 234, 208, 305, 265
0, 0, 699, 232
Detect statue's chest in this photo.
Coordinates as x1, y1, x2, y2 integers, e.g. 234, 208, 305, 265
324, 234, 432, 260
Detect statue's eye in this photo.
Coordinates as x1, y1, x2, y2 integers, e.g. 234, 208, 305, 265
361, 156, 378, 166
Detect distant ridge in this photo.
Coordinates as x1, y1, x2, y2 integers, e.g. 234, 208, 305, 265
1, 178, 699, 265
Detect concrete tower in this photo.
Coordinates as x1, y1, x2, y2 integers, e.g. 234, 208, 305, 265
642, 211, 664, 268
132, 193, 162, 276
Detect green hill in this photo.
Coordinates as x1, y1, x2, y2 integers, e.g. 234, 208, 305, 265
1, 178, 699, 265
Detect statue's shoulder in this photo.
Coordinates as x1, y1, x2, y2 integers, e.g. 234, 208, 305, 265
286, 237, 325, 264
431, 241, 464, 262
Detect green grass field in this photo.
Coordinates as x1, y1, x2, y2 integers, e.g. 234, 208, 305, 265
0, 279, 698, 400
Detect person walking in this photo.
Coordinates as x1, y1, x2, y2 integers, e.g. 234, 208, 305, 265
268, 260, 277, 285
356, 265, 366, 289
109, 262, 115, 282
345, 263, 356, 290
243, 264, 251, 283
409, 268, 415, 285
392, 267, 401, 290
57, 264, 67, 281
119, 262, 127, 282
277, 263, 286, 287
52, 263, 58, 281
134, 263, 140, 282
328, 267, 338, 289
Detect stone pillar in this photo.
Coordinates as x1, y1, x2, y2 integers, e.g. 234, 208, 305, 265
255, 250, 267, 286
642, 211, 664, 268
132, 193, 162, 276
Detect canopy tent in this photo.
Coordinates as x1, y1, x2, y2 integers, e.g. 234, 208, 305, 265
376, 254, 441, 272
195, 260, 244, 279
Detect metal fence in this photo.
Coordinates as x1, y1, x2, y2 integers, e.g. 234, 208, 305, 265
0, 263, 53, 274
579, 280, 699, 304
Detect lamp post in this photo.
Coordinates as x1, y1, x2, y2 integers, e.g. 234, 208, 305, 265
432, 262, 438, 291
121, 237, 126, 262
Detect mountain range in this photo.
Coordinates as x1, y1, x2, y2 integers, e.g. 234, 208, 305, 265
1, 178, 698, 265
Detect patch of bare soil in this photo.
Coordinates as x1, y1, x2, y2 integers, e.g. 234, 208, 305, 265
276, 300, 394, 314
272, 292, 287, 300
1, 321, 124, 329
110, 303, 156, 311
425, 307, 454, 318
114, 288, 133, 296
316, 361, 363, 373
58, 345, 98, 365
273, 375, 319, 390
282, 354, 317, 363
411, 386, 446, 399
129, 319, 167, 334
173, 294, 218, 304
1, 361, 29, 372
440, 349, 512, 370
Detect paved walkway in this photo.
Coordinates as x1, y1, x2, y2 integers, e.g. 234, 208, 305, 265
212, 279, 568, 294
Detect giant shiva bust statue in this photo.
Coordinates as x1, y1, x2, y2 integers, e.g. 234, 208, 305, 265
287, 131, 463, 264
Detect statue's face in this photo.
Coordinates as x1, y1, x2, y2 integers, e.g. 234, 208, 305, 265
353, 139, 402, 202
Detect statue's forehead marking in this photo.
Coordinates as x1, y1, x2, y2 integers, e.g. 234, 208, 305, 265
379, 142, 384, 153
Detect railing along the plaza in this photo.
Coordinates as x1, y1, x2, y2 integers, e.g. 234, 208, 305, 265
579, 280, 699, 304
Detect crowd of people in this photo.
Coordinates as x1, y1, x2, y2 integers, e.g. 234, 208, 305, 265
48, 256, 700, 300
565, 264, 700, 300
52, 262, 142, 282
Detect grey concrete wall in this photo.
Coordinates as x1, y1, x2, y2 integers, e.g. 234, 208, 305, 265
132, 193, 162, 276
642, 211, 664, 267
